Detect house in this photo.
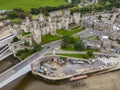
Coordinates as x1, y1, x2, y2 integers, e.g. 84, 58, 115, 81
83, 39, 102, 49
113, 15, 120, 31
109, 31, 120, 40
113, 23, 120, 31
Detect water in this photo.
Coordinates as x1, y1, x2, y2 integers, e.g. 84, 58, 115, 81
0, 55, 20, 73
2, 71, 120, 90
2, 72, 71, 90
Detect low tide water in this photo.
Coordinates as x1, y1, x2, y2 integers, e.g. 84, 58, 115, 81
2, 71, 120, 90
2, 72, 71, 90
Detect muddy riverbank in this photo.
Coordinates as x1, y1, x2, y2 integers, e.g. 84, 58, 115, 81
0, 55, 20, 73
2, 70, 120, 90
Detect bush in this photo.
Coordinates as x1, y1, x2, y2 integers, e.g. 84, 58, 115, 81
12, 37, 20, 42
74, 40, 85, 51
87, 50, 94, 58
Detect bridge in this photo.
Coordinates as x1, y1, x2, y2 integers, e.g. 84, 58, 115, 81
0, 34, 15, 48
0, 40, 62, 88
0, 40, 30, 61
0, 45, 12, 61
0, 33, 15, 61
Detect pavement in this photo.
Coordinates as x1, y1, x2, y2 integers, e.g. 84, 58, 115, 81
0, 40, 62, 88
74, 29, 101, 39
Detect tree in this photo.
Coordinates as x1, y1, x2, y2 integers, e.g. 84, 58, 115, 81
12, 37, 20, 42
62, 35, 72, 44
31, 8, 39, 15
93, 4, 104, 11
117, 39, 120, 44
13, 8, 24, 13
83, 54, 89, 59
74, 40, 85, 51
87, 50, 94, 58
71, 0, 82, 4
33, 44, 41, 52
7, 11, 18, 19
97, 15, 102, 20
19, 12, 26, 19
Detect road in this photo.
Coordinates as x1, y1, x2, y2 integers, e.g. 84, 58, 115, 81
48, 49, 117, 56
0, 40, 62, 88
74, 29, 101, 39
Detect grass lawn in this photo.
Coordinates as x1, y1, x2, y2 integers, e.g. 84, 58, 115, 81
41, 34, 61, 44
62, 45, 99, 52
88, 35, 100, 40
62, 45, 76, 51
58, 54, 87, 59
11, 18, 22, 23
84, 48, 100, 52
22, 32, 31, 36
0, 0, 68, 10
32, 15, 39, 19
61, 44, 99, 52
57, 26, 83, 36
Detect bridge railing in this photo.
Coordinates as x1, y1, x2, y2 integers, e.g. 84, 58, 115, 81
0, 45, 9, 54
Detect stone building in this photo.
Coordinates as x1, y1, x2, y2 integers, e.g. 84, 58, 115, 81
9, 10, 81, 44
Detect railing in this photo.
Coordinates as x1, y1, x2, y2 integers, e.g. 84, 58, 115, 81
0, 45, 9, 54
0, 34, 14, 41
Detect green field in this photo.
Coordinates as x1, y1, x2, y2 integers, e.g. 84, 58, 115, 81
58, 54, 87, 59
0, 0, 68, 10
57, 26, 84, 36
41, 34, 61, 44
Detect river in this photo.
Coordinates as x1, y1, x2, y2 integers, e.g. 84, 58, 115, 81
0, 55, 20, 74
1, 55, 120, 90
2, 70, 120, 90
2, 72, 71, 90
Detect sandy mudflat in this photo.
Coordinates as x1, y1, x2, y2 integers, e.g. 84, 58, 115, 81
64, 71, 120, 90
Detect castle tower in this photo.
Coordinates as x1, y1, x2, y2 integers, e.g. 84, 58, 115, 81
39, 14, 46, 22
33, 20, 38, 28
49, 23, 57, 35
28, 37, 33, 46
32, 27, 42, 44
62, 17, 69, 30
73, 13, 81, 24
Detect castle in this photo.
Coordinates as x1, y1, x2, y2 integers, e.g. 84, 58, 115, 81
9, 10, 81, 44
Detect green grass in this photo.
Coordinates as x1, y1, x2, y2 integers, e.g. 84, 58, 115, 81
58, 54, 87, 59
88, 35, 100, 40
61, 43, 99, 52
57, 26, 83, 36
84, 48, 100, 52
41, 34, 61, 44
0, 0, 68, 10
62, 45, 76, 51
62, 45, 99, 52
11, 18, 22, 23
32, 15, 39, 19
22, 32, 31, 36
